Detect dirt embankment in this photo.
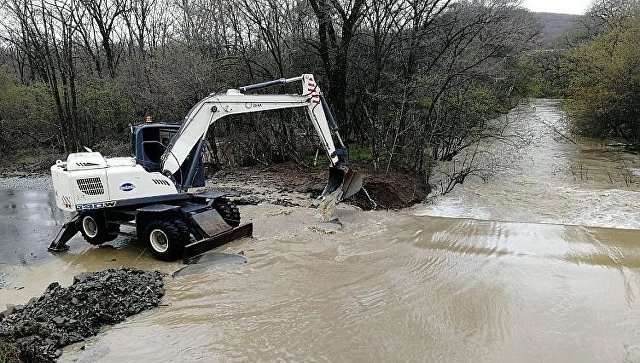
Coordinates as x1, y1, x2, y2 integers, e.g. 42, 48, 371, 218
0, 269, 165, 363
1, 153, 427, 210
209, 162, 427, 210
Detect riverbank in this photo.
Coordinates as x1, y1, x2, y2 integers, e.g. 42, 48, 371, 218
207, 162, 426, 210
0, 161, 427, 210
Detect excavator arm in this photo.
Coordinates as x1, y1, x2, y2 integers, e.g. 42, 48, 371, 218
161, 74, 363, 201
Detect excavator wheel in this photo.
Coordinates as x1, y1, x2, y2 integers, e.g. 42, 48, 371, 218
144, 218, 191, 261
78, 212, 120, 245
213, 198, 241, 227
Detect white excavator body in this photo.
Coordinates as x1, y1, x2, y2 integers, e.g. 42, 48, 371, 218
51, 153, 177, 212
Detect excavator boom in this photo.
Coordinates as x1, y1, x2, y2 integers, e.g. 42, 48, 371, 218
162, 74, 363, 201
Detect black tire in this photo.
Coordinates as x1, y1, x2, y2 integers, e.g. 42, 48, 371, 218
78, 212, 119, 245
144, 218, 191, 261
105, 223, 120, 242
213, 198, 241, 227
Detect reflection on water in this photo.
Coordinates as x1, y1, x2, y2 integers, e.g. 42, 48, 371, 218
1, 99, 640, 362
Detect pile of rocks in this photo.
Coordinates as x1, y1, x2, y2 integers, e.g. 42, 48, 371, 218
0, 268, 165, 362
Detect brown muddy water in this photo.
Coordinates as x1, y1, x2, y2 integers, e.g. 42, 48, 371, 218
1, 99, 640, 362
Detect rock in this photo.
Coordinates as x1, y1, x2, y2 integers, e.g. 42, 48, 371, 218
0, 268, 165, 363
46, 282, 61, 292
233, 197, 262, 205
27, 297, 39, 307
0, 307, 15, 318
73, 272, 91, 284
6, 304, 23, 312
327, 218, 343, 228
272, 198, 299, 207
68, 332, 83, 343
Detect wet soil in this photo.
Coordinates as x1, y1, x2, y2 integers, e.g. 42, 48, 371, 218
208, 162, 427, 210
0, 269, 164, 363
0, 156, 427, 210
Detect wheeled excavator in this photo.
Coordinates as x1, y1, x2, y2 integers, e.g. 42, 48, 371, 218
48, 74, 363, 262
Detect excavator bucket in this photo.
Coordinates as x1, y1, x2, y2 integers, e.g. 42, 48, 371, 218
321, 167, 364, 201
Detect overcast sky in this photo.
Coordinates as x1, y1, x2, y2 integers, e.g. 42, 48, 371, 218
521, 0, 592, 14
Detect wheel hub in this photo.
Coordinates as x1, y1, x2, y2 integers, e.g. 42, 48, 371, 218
82, 216, 98, 238
149, 229, 169, 253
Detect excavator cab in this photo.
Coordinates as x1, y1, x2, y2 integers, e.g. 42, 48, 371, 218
131, 123, 205, 187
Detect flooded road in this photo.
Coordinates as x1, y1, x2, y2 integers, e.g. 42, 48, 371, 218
2, 99, 640, 361
0, 188, 65, 266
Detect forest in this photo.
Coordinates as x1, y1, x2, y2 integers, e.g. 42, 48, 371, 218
0, 0, 637, 192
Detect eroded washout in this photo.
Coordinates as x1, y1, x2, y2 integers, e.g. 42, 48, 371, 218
1, 99, 639, 362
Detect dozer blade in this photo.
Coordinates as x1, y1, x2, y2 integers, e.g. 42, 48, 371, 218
183, 223, 253, 263
320, 167, 364, 201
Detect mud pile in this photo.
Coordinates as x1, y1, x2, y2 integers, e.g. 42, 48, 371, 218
0, 268, 165, 362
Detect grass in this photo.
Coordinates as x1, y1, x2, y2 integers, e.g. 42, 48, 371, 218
348, 146, 373, 162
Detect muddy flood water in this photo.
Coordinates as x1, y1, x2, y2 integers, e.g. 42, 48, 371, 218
1, 99, 640, 362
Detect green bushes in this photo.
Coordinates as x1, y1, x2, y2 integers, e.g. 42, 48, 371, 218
514, 51, 568, 98
0, 79, 57, 151
564, 17, 640, 145
76, 78, 134, 147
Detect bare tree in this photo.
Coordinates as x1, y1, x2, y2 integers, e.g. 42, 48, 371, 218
307, 0, 367, 124
79, 0, 128, 77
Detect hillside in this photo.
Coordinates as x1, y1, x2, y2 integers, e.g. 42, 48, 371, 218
535, 12, 581, 47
